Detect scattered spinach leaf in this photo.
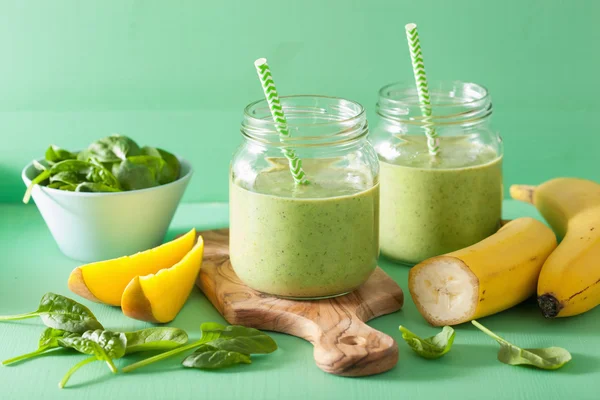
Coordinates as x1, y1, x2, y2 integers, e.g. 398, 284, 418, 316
124, 327, 188, 354
58, 329, 127, 387
205, 325, 278, 354
471, 320, 571, 370
80, 329, 128, 360
58, 357, 97, 389
182, 344, 251, 369
122, 323, 277, 373
0, 292, 103, 333
2, 328, 75, 365
399, 325, 455, 359
57, 330, 126, 388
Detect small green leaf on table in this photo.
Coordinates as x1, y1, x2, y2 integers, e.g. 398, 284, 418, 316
58, 329, 127, 388
0, 292, 103, 333
182, 344, 252, 369
2, 328, 72, 365
399, 325, 455, 359
471, 320, 571, 370
122, 323, 277, 373
125, 327, 188, 354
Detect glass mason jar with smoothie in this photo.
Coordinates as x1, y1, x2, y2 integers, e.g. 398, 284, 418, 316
371, 81, 503, 265
230, 95, 380, 298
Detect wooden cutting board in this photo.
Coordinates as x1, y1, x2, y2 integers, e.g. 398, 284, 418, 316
194, 229, 404, 377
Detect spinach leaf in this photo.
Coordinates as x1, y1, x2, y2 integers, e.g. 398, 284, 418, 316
32, 160, 48, 171
205, 325, 278, 354
157, 148, 180, 183
399, 325, 455, 359
51, 160, 121, 189
112, 155, 166, 190
122, 323, 277, 373
23, 169, 50, 204
59, 335, 106, 357
59, 184, 77, 191
198, 322, 228, 341
142, 146, 181, 184
45, 145, 77, 165
0, 292, 103, 333
471, 320, 571, 370
59, 357, 98, 389
182, 344, 251, 369
2, 328, 75, 365
75, 182, 121, 192
81, 329, 127, 360
84, 135, 141, 162
140, 146, 161, 158
87, 158, 122, 187
124, 327, 188, 354
24, 135, 180, 201
58, 330, 127, 388
50, 170, 85, 186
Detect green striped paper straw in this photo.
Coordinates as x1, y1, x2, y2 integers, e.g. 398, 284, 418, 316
254, 58, 308, 185
405, 23, 440, 156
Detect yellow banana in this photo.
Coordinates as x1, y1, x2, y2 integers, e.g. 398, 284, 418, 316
511, 178, 600, 318
409, 218, 557, 326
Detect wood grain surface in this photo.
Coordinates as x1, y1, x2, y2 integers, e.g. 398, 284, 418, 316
195, 229, 404, 377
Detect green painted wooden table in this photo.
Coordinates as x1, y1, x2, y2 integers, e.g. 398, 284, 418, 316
1, 201, 598, 400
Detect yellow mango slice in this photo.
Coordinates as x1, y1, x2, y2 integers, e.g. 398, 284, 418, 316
121, 236, 204, 323
68, 229, 196, 306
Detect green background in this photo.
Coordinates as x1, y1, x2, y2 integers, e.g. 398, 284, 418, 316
1, 0, 599, 203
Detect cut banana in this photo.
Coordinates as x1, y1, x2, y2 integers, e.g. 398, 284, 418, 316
409, 218, 557, 326
410, 258, 478, 326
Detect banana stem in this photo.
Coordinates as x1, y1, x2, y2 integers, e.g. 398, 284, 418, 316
509, 185, 536, 204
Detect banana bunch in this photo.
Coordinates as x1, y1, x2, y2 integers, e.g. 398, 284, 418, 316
511, 178, 600, 318
409, 177, 600, 325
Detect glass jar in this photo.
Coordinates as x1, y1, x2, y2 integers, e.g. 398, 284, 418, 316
230, 95, 380, 299
371, 81, 503, 265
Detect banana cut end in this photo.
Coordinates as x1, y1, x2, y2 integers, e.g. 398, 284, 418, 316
409, 256, 479, 326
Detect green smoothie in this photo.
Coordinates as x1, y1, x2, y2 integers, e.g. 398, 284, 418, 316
230, 161, 379, 298
379, 138, 502, 264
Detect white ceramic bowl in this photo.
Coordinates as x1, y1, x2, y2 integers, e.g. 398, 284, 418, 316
22, 158, 193, 262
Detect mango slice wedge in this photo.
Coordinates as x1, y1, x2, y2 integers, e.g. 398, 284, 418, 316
68, 229, 196, 306
121, 236, 204, 323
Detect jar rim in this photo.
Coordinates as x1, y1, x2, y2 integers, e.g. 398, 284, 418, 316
243, 94, 366, 128
376, 80, 492, 125
378, 80, 490, 107
241, 95, 369, 147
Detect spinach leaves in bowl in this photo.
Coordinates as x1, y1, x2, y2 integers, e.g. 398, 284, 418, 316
23, 135, 181, 204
